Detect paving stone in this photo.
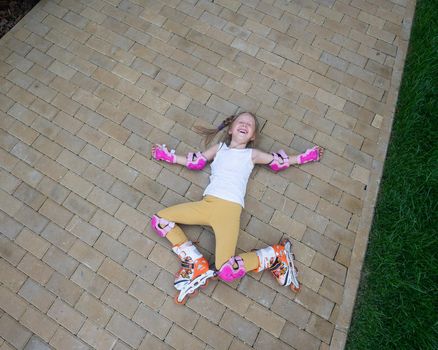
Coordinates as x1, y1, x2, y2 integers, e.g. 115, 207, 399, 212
24, 335, 53, 350
45, 272, 82, 306
18, 253, 54, 285
237, 276, 277, 308
165, 324, 205, 350
20, 306, 58, 342
0, 284, 27, 320
132, 304, 171, 340
271, 292, 311, 329
280, 322, 321, 350
0, 314, 32, 349
15, 228, 50, 259
77, 320, 116, 350
219, 309, 259, 346
40, 222, 75, 253
193, 316, 233, 350
43, 245, 78, 278
139, 333, 172, 350
49, 327, 89, 350
98, 258, 134, 292
71, 264, 108, 298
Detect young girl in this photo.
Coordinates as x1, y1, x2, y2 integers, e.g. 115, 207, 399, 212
151, 112, 322, 304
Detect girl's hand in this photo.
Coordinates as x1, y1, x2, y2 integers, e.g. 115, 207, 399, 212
151, 144, 176, 164
296, 146, 323, 165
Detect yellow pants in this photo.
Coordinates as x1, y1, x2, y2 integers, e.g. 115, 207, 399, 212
157, 196, 259, 270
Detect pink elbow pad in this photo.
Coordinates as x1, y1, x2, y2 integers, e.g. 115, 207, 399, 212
186, 152, 207, 170
297, 146, 320, 164
217, 257, 246, 282
269, 150, 290, 172
152, 144, 176, 164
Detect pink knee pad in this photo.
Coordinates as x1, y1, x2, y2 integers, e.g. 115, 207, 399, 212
151, 215, 175, 237
217, 257, 246, 282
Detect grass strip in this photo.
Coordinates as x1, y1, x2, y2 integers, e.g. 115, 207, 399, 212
345, 0, 438, 349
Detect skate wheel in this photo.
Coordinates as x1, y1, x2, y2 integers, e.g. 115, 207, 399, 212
200, 279, 209, 289
174, 293, 187, 305
190, 289, 199, 297
290, 283, 301, 293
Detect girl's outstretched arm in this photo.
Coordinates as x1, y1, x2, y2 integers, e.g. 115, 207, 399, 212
252, 147, 324, 171
152, 143, 220, 169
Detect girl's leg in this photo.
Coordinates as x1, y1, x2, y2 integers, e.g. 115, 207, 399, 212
209, 198, 242, 269
152, 199, 216, 303
209, 197, 258, 282
155, 199, 211, 246
239, 251, 259, 271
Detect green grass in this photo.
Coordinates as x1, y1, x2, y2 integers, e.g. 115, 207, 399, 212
345, 1, 438, 349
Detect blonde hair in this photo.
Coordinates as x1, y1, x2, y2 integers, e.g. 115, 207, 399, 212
195, 112, 259, 148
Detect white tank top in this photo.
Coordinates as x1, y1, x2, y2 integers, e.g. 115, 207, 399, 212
203, 143, 254, 207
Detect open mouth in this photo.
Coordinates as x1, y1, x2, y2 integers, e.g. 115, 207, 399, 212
238, 128, 248, 134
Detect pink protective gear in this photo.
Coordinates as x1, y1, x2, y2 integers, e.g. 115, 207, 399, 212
217, 256, 246, 282
268, 150, 290, 172
297, 146, 320, 164
151, 215, 175, 237
186, 152, 207, 170
152, 144, 176, 164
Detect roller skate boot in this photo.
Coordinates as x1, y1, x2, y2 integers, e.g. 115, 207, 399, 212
172, 241, 216, 304
255, 239, 300, 292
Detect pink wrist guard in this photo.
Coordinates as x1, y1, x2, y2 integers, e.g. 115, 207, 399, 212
186, 152, 207, 170
269, 150, 290, 172
217, 256, 246, 282
152, 144, 176, 164
297, 146, 320, 164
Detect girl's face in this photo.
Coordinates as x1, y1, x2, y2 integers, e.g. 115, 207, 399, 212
228, 113, 257, 145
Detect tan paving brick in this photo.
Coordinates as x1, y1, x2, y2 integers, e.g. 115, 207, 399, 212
68, 239, 104, 271
15, 228, 50, 259
139, 333, 173, 350
98, 258, 134, 291
18, 253, 54, 285
39, 198, 73, 228
71, 264, 108, 298
49, 326, 89, 350
0, 314, 32, 349
280, 322, 321, 350
48, 298, 85, 334
0, 284, 27, 320
128, 276, 165, 311
165, 324, 205, 350
102, 283, 138, 319
132, 304, 173, 340
220, 309, 259, 346
77, 319, 116, 350
193, 316, 233, 350
160, 296, 199, 331
40, 222, 75, 253
45, 271, 82, 306
21, 306, 58, 342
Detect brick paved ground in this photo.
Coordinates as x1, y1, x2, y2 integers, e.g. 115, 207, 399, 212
0, 0, 415, 349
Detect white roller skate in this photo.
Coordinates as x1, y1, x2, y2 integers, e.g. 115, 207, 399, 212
255, 239, 300, 292
172, 241, 216, 304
